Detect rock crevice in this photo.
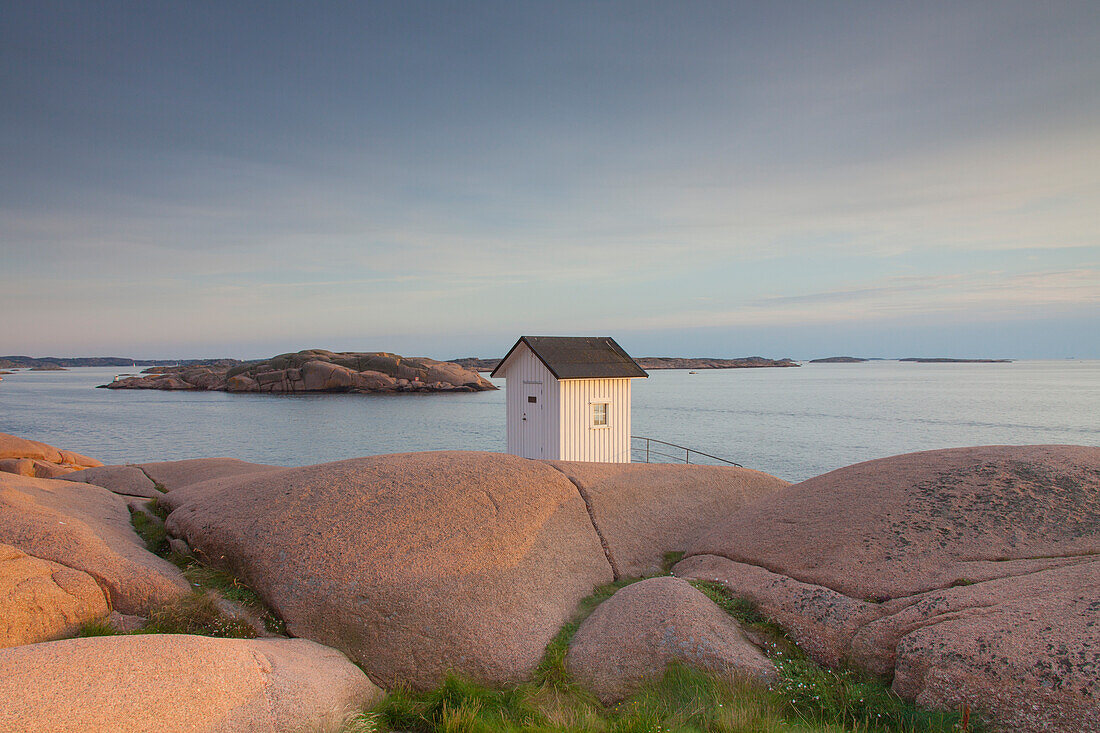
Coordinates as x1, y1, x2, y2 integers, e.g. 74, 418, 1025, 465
547, 464, 621, 579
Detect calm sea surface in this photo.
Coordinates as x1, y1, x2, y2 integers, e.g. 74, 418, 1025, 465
1, 361, 1097, 483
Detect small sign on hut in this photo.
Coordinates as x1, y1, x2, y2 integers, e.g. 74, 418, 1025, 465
490, 336, 648, 463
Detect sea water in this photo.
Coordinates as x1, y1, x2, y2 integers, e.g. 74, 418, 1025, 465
1, 361, 1097, 482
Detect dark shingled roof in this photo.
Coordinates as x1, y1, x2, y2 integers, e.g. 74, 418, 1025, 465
491, 336, 649, 380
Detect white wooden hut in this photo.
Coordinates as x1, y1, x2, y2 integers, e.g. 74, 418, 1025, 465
490, 336, 648, 462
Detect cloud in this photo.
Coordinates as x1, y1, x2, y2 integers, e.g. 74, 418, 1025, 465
615, 268, 1100, 331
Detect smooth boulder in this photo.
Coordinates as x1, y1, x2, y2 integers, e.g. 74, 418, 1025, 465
0, 471, 189, 614
0, 634, 381, 733
0, 432, 101, 478
62, 465, 160, 498
677, 445, 1100, 733
568, 576, 776, 703
137, 457, 280, 491
687, 445, 1100, 599
0, 457, 73, 479
0, 542, 109, 648
164, 451, 613, 688
549, 461, 788, 576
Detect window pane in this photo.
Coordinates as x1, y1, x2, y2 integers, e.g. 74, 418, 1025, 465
593, 403, 608, 426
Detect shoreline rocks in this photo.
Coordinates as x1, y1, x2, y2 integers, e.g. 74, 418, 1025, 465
453, 355, 801, 371
0, 432, 102, 479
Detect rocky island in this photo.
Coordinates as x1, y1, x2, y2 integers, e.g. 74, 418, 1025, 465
101, 349, 496, 393
809, 356, 869, 363
1, 429, 1095, 732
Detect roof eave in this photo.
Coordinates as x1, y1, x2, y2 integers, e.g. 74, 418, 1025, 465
489, 336, 564, 380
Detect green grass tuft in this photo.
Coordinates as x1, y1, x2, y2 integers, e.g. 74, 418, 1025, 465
179, 562, 287, 635
126, 498, 287, 636
661, 550, 685, 574
74, 594, 257, 640
688, 580, 766, 625
142, 593, 257, 638
129, 508, 169, 555
76, 618, 122, 638
533, 576, 648, 689
368, 662, 981, 733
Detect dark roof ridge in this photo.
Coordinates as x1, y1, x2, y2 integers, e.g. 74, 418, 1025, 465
490, 336, 648, 380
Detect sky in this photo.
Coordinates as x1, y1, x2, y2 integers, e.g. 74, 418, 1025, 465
2, 1, 1098, 360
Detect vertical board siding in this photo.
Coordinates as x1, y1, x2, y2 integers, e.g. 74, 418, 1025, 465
558, 377, 632, 463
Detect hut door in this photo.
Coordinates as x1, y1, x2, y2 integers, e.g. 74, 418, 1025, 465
521, 382, 544, 458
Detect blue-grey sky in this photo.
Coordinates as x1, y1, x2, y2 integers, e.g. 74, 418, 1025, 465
2, 1, 1098, 359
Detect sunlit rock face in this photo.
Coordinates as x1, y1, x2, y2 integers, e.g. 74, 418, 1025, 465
0, 432, 102, 479
0, 635, 381, 732
676, 445, 1100, 733
0, 471, 190, 615
568, 576, 776, 703
160, 450, 787, 689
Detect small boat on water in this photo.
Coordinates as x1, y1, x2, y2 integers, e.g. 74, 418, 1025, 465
688, 370, 698, 374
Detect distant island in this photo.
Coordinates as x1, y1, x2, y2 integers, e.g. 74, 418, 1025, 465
809, 356, 1012, 364
101, 349, 495, 393
0, 356, 236, 369
899, 357, 1013, 363
453, 356, 800, 372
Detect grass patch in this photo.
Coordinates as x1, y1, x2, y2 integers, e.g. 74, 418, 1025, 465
661, 550, 685, 573
178, 561, 287, 635
76, 618, 121, 638
75, 593, 257, 639
77, 594, 257, 638
534, 576, 648, 689
143, 593, 257, 638
367, 573, 983, 733
130, 505, 169, 555
123, 499, 287, 636
370, 663, 978, 733
689, 580, 767, 625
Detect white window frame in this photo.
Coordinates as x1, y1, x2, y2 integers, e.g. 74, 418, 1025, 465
591, 401, 610, 429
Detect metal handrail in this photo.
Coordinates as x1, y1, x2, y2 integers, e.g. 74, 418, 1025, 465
630, 436, 742, 467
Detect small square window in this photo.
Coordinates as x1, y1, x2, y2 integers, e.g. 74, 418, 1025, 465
592, 403, 608, 426
528, 395, 537, 403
